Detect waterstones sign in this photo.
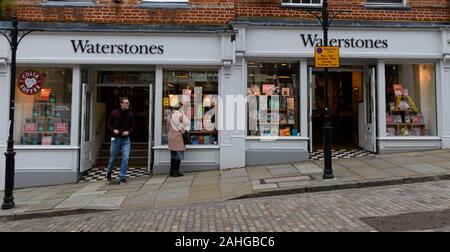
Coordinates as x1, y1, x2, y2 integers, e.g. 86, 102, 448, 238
300, 33, 389, 49
70, 40, 164, 55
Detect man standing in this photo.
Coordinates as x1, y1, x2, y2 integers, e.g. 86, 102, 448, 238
106, 97, 135, 185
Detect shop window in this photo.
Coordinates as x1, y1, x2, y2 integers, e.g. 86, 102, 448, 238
385, 64, 437, 137
162, 69, 218, 145
247, 62, 300, 137
15, 67, 72, 145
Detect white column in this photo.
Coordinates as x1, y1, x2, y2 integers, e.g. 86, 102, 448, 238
0, 63, 10, 190
219, 60, 246, 170
71, 65, 80, 146
300, 59, 308, 137
440, 59, 450, 148
377, 60, 386, 138
154, 66, 163, 146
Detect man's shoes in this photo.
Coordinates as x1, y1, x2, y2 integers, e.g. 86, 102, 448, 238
119, 178, 128, 185
106, 171, 112, 182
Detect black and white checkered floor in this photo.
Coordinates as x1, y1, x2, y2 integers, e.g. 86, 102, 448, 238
309, 149, 373, 161
79, 167, 150, 183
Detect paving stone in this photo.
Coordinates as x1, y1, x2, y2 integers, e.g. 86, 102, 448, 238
88, 196, 126, 208
161, 181, 192, 189
362, 159, 398, 169
430, 161, 450, 170
402, 163, 448, 175
293, 162, 323, 174
252, 183, 279, 190
264, 176, 311, 183
384, 167, 420, 177
166, 174, 195, 182
54, 196, 97, 209
25, 198, 66, 212
145, 176, 167, 185
220, 168, 248, 178
267, 167, 300, 176
195, 170, 220, 177
346, 167, 392, 180
277, 180, 312, 188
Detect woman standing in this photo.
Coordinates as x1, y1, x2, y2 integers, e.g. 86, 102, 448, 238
167, 102, 187, 177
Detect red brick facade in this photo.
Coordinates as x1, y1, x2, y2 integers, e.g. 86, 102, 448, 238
4, 0, 450, 25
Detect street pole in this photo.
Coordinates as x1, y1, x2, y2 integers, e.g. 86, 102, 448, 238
2, 16, 18, 209
1, 16, 35, 210
321, 0, 334, 179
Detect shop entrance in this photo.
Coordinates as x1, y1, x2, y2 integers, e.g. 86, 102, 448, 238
79, 70, 155, 173
309, 66, 373, 151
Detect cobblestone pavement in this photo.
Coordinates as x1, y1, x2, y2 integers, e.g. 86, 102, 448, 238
1, 181, 450, 232
1, 149, 450, 218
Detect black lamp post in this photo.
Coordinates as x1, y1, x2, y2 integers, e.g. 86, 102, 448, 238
303, 0, 350, 179
0, 16, 34, 210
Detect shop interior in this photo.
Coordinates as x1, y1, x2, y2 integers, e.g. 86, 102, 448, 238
311, 67, 363, 150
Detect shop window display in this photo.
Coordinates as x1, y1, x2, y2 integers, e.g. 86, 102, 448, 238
247, 62, 300, 137
385, 64, 436, 137
161, 69, 218, 145
15, 67, 72, 145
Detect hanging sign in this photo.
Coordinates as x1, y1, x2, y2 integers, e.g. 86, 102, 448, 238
17, 70, 44, 95
314, 46, 340, 68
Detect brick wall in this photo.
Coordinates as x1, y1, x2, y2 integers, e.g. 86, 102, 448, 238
5, 0, 450, 25
13, 0, 235, 25
237, 0, 450, 22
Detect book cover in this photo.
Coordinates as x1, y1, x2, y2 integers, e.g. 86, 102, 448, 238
32, 104, 40, 117
40, 88, 52, 101
270, 97, 280, 109
386, 115, 395, 124
36, 119, 45, 132
386, 127, 396, 136
41, 136, 53, 145
404, 113, 411, 123
263, 84, 274, 95
204, 135, 209, 145
287, 98, 295, 110
47, 120, 55, 132
280, 127, 291, 136
49, 93, 56, 103
288, 110, 295, 124
270, 126, 279, 136
55, 123, 68, 133
282, 88, 290, 97
401, 127, 411, 136
412, 115, 424, 124
23, 123, 37, 133
411, 127, 423, 136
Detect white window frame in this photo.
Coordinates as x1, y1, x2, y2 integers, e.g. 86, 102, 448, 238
281, 0, 323, 7
365, 0, 406, 7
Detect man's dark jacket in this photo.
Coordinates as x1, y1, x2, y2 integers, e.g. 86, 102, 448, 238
107, 109, 135, 138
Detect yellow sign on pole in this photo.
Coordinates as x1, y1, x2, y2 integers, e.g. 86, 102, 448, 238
314, 46, 340, 68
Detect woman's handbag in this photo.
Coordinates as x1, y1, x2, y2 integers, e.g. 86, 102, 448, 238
182, 131, 191, 145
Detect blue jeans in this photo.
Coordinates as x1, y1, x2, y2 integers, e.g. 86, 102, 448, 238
107, 137, 131, 180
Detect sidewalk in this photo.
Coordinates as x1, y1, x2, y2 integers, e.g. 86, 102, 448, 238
1, 149, 450, 220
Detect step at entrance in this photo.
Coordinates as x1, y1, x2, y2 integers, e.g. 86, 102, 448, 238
309, 149, 373, 161
95, 142, 149, 168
